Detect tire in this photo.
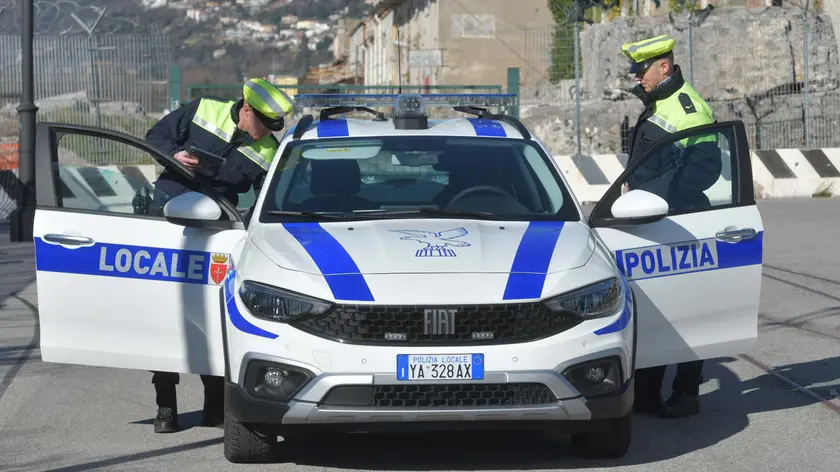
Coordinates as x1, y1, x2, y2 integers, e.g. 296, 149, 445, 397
223, 416, 277, 464
570, 413, 632, 459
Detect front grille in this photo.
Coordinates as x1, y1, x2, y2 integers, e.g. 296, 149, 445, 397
291, 303, 581, 345
321, 383, 558, 408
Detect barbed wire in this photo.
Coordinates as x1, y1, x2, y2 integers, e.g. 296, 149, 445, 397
0, 0, 161, 35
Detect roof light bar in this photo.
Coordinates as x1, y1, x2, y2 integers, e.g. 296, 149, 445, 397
293, 93, 517, 109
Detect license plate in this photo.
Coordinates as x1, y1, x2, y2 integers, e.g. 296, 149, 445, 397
396, 354, 484, 380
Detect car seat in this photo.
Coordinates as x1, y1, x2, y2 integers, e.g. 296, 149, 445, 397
431, 145, 513, 207
300, 159, 372, 212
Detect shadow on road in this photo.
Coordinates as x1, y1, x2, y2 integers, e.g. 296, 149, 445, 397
130, 409, 217, 433
31, 438, 225, 472
258, 356, 840, 469
65, 355, 840, 471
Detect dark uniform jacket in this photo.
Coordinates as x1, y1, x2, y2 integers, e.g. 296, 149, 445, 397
625, 65, 721, 210
145, 96, 280, 213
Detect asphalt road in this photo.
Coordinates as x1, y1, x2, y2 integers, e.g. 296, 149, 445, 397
1, 199, 839, 472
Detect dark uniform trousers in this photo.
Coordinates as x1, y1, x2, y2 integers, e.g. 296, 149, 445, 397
151, 371, 223, 410
625, 65, 717, 405
143, 96, 279, 414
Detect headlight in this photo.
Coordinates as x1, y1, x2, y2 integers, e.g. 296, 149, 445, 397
238, 280, 333, 322
543, 277, 623, 319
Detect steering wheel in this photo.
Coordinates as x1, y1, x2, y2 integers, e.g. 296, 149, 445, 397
448, 185, 514, 205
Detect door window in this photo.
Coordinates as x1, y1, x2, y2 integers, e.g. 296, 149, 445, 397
592, 122, 751, 222
53, 133, 165, 216
39, 125, 240, 222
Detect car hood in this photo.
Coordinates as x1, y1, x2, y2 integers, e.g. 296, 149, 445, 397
250, 219, 595, 276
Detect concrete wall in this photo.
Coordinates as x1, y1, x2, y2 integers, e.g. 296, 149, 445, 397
437, 0, 554, 87
393, 0, 442, 87
356, 0, 553, 88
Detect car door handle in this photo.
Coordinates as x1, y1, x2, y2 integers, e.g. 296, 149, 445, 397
43, 234, 95, 246
715, 228, 757, 243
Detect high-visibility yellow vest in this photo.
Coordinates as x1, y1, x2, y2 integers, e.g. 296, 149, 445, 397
647, 80, 716, 149
192, 98, 278, 171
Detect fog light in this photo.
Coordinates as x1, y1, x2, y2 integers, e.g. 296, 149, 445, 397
264, 368, 288, 388
585, 367, 606, 384
244, 360, 313, 402
562, 356, 623, 398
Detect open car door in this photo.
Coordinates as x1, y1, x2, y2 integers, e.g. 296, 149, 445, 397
588, 121, 763, 369
32, 123, 248, 376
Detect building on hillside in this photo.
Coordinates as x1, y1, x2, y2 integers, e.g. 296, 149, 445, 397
332, 18, 364, 62
324, 0, 555, 89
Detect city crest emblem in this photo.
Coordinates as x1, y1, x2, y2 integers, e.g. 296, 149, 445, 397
391, 228, 471, 257
210, 253, 230, 285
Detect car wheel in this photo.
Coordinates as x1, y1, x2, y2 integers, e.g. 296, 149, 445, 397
223, 416, 277, 463
570, 413, 632, 459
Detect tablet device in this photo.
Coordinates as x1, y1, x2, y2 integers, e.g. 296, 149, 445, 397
189, 146, 227, 175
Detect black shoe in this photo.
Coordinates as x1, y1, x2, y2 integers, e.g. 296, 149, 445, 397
154, 407, 180, 433
660, 392, 700, 418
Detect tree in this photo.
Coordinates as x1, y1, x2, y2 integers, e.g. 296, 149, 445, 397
547, 0, 619, 83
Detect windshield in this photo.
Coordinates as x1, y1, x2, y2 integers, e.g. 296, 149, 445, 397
259, 136, 580, 222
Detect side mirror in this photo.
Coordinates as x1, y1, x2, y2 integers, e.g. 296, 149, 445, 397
612, 190, 669, 219
591, 190, 669, 227
163, 192, 222, 226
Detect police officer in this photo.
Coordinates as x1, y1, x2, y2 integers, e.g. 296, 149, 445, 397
143, 78, 293, 433
146, 77, 294, 215
621, 35, 719, 418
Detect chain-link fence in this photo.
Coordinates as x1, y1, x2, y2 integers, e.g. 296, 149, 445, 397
0, 34, 171, 145
0, 1, 173, 221
521, 2, 839, 155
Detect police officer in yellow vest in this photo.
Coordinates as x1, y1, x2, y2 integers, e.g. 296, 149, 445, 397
143, 78, 293, 433
146, 77, 294, 217
623, 34, 721, 213
622, 35, 720, 418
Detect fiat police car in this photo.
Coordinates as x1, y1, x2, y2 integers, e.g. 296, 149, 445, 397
31, 93, 763, 463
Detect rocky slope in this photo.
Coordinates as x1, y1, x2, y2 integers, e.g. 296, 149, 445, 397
521, 5, 840, 155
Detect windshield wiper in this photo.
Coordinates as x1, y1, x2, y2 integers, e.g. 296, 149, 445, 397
266, 210, 349, 220
354, 208, 502, 220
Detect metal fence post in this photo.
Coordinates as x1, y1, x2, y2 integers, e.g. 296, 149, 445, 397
169, 64, 182, 111
573, 19, 582, 157
803, 0, 810, 149
507, 67, 520, 118
11, 0, 37, 242
688, 18, 693, 84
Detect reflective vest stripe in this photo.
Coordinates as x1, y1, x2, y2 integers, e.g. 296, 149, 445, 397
648, 114, 678, 133
237, 146, 270, 170
192, 115, 233, 141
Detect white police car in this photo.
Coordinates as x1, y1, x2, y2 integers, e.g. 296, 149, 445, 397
31, 93, 763, 463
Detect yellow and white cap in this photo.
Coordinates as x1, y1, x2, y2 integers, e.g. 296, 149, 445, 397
621, 34, 676, 73
243, 78, 295, 130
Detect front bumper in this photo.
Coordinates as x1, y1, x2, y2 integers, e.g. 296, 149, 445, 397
225, 351, 634, 431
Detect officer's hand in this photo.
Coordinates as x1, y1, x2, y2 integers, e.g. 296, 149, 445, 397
174, 150, 200, 169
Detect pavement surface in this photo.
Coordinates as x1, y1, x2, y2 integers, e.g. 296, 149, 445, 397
0, 199, 839, 472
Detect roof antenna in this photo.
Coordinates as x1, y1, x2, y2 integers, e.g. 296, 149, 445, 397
397, 26, 402, 94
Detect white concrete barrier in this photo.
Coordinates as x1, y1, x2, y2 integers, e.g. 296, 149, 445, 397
551, 149, 840, 203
